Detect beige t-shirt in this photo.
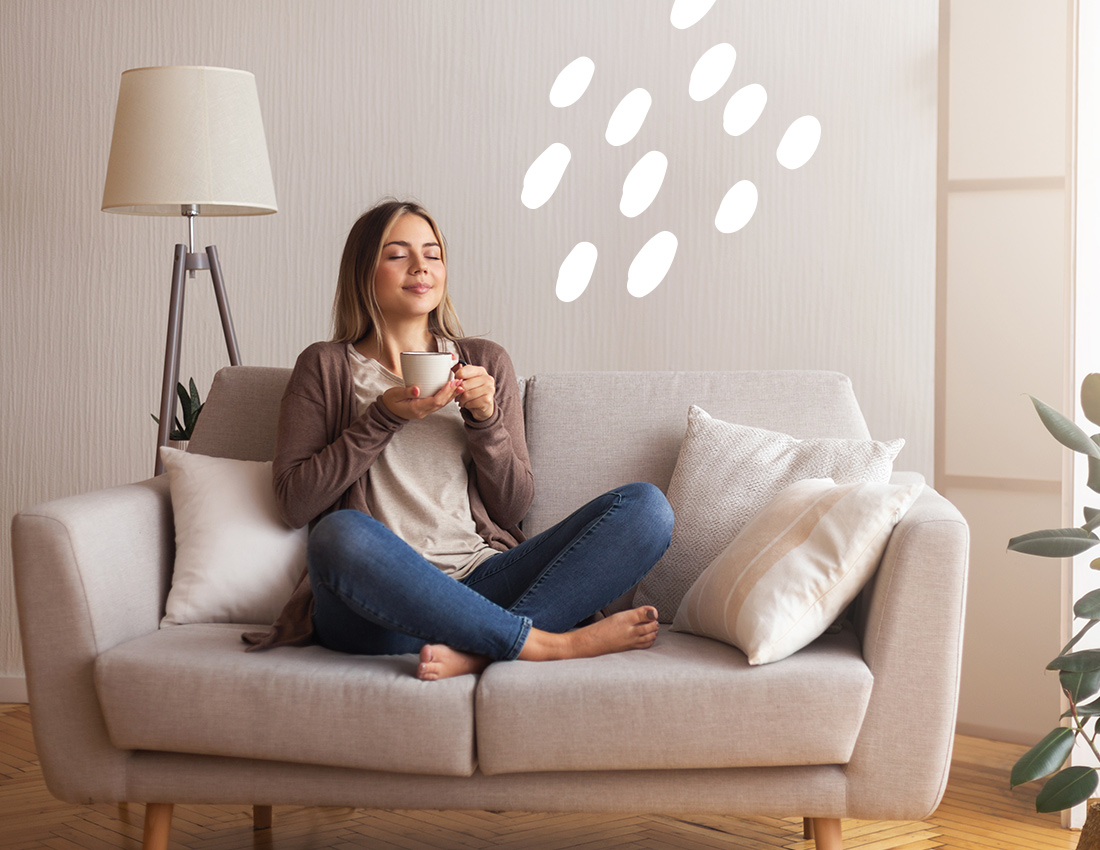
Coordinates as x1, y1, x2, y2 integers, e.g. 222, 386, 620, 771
347, 342, 497, 579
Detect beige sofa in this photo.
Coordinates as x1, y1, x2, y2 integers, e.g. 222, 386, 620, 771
12, 366, 969, 850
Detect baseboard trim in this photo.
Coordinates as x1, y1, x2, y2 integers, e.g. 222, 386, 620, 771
956, 721, 1039, 747
0, 676, 28, 704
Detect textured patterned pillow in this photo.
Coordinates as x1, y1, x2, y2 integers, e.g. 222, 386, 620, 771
633, 406, 903, 620
672, 477, 923, 664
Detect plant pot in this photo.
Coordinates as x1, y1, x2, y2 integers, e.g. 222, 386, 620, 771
168, 440, 189, 453
1080, 800, 1100, 849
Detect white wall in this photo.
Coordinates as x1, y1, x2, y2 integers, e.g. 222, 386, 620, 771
0, 2, 937, 692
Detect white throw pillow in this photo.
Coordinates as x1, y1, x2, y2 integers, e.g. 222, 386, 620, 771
160, 447, 306, 626
672, 477, 923, 664
633, 406, 903, 620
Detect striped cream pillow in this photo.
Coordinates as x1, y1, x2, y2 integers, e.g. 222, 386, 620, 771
672, 477, 923, 665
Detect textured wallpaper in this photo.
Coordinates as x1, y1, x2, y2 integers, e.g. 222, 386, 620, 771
0, 0, 937, 681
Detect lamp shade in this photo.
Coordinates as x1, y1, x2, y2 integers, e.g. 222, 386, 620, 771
102, 66, 277, 216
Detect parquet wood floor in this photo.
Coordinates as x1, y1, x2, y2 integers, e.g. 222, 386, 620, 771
0, 703, 1080, 849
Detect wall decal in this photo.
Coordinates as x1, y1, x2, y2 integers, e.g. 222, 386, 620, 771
670, 0, 719, 30
627, 231, 679, 298
620, 151, 669, 219
556, 242, 599, 303
777, 116, 822, 170
723, 83, 768, 137
549, 56, 595, 107
689, 43, 736, 102
605, 88, 653, 147
521, 142, 572, 210
532, 2, 820, 301
715, 179, 759, 234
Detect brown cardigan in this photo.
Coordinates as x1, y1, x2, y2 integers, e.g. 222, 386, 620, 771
243, 338, 534, 650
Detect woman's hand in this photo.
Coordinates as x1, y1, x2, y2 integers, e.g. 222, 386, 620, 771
453, 363, 495, 421
381, 380, 462, 420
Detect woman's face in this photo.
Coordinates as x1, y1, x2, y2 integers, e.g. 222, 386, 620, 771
372, 213, 446, 325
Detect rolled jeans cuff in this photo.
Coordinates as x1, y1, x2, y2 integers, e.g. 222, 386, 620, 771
504, 615, 533, 661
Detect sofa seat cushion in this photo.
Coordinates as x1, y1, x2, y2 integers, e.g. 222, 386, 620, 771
94, 623, 477, 776
474, 626, 872, 775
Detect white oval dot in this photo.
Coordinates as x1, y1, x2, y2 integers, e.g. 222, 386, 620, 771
670, 0, 718, 29
550, 57, 595, 108
776, 115, 821, 169
620, 151, 668, 219
723, 83, 767, 137
605, 88, 652, 147
715, 180, 758, 234
689, 43, 736, 102
521, 143, 572, 210
627, 231, 678, 298
556, 242, 598, 303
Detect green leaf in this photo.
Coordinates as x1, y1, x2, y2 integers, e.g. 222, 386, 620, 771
1075, 589, 1100, 619
1010, 727, 1076, 787
1060, 620, 1095, 659
1009, 528, 1100, 558
1061, 620, 1099, 657
1082, 374, 1100, 427
1035, 766, 1099, 813
1090, 453, 1100, 495
1065, 695, 1100, 717
189, 378, 200, 416
1062, 669, 1100, 703
176, 382, 192, 421
1085, 507, 1100, 533
1048, 649, 1100, 673
1031, 395, 1100, 459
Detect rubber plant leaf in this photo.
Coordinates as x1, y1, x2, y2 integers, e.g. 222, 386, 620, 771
1064, 695, 1100, 718
1049, 649, 1100, 673
1061, 669, 1100, 704
1030, 395, 1100, 459
1008, 528, 1100, 558
1082, 373, 1100, 427
1010, 727, 1075, 788
1035, 766, 1099, 813
1075, 588, 1100, 619
1089, 437, 1100, 494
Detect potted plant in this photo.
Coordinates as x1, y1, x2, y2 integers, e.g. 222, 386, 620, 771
151, 378, 204, 446
1009, 373, 1100, 843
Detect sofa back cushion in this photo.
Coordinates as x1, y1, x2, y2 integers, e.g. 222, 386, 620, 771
521, 370, 870, 535
188, 366, 873, 539
188, 366, 291, 461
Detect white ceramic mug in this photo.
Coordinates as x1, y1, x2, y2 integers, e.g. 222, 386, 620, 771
400, 351, 454, 397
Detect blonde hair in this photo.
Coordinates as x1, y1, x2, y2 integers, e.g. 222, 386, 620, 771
331, 200, 464, 344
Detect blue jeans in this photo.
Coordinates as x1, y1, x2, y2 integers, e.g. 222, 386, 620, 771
307, 482, 673, 660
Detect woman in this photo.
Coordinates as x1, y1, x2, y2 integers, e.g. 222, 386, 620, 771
246, 199, 674, 681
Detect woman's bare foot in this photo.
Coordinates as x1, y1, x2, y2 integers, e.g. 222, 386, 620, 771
518, 606, 659, 662
417, 644, 491, 681
416, 606, 658, 680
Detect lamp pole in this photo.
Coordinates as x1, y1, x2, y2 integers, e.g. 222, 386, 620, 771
154, 209, 242, 475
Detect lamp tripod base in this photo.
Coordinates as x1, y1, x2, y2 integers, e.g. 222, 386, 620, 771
154, 243, 241, 475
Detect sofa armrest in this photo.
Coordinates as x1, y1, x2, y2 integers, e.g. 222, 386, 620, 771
11, 475, 173, 802
846, 485, 969, 819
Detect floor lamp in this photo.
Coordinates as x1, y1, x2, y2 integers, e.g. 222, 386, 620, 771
101, 66, 278, 475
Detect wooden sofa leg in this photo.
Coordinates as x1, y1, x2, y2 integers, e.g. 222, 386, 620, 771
142, 803, 174, 850
253, 804, 273, 830
811, 817, 842, 850
804, 817, 814, 839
